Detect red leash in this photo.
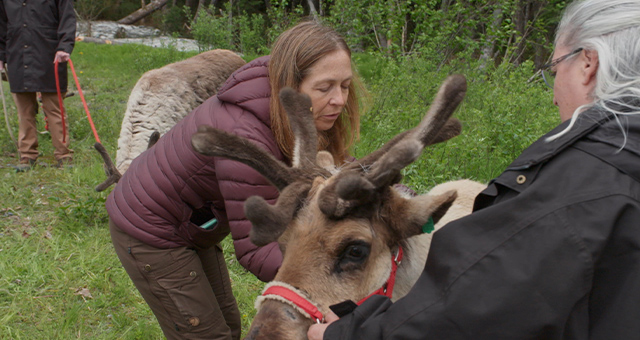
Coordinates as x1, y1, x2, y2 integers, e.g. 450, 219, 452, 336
54, 58, 101, 144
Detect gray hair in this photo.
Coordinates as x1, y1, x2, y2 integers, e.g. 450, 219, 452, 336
548, 0, 640, 143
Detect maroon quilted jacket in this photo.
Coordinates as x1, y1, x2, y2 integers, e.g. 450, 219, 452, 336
106, 56, 283, 281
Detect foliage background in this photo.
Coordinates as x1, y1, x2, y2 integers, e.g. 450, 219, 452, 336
75, 0, 570, 67
1, 1, 562, 337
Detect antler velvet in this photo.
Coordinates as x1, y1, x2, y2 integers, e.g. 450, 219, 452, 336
318, 74, 467, 219
190, 75, 467, 244
191, 87, 330, 245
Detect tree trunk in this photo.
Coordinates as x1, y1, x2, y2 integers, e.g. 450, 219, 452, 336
228, 0, 234, 47
117, 0, 170, 25
441, 0, 452, 12
479, 7, 503, 69
194, 0, 207, 21
512, 0, 529, 65
140, 0, 146, 24
306, 0, 317, 18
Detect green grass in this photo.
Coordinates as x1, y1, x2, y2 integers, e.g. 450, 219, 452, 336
0, 42, 559, 338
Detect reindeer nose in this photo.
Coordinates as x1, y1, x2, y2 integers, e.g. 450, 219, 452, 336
244, 324, 262, 340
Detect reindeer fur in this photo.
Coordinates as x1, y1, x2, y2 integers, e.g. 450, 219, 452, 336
115, 49, 245, 173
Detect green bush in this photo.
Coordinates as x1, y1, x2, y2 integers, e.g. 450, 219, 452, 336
162, 5, 190, 36
191, 5, 234, 51
236, 13, 270, 56
189, 5, 275, 56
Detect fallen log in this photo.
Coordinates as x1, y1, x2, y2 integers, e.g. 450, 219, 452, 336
117, 0, 170, 25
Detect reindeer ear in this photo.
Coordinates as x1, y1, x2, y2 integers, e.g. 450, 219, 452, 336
388, 190, 457, 240
316, 151, 335, 169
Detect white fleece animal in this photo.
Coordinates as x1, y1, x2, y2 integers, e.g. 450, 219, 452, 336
115, 49, 246, 173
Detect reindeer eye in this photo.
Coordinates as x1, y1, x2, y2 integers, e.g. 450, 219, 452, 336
346, 245, 367, 260
334, 241, 370, 274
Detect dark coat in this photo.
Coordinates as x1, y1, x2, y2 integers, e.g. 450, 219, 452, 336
0, 0, 76, 93
106, 56, 285, 282
326, 107, 640, 339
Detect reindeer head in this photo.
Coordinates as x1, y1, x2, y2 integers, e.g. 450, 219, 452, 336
191, 75, 467, 340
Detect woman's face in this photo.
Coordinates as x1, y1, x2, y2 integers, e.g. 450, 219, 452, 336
552, 45, 598, 122
298, 49, 353, 131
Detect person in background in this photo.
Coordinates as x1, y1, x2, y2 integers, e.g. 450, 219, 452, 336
106, 19, 366, 340
309, 0, 640, 338
0, 0, 76, 171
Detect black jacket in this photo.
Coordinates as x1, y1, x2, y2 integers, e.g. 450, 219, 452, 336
0, 0, 76, 93
326, 107, 640, 339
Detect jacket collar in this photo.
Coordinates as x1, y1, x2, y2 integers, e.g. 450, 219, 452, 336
506, 107, 616, 171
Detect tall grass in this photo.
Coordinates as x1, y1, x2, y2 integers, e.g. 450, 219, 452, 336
0, 42, 558, 339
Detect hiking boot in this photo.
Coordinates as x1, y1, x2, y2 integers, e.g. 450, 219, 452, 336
56, 157, 74, 169
15, 158, 36, 172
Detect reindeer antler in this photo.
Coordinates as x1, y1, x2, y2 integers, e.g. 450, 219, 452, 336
191, 87, 330, 244
192, 125, 297, 190
319, 74, 467, 219
191, 87, 329, 189
280, 87, 320, 169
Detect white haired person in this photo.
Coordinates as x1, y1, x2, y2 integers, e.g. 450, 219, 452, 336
310, 0, 640, 339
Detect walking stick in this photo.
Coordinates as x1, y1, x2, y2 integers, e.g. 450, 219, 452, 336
1, 65, 18, 149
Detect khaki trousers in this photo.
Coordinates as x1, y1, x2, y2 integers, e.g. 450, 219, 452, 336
109, 220, 242, 340
13, 92, 71, 161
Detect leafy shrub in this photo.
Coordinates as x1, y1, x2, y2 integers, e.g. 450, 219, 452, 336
236, 13, 270, 56
162, 5, 191, 36
191, 5, 234, 51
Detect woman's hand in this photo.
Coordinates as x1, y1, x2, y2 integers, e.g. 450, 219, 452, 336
308, 311, 340, 340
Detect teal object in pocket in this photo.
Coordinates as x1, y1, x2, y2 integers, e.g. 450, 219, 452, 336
200, 218, 218, 230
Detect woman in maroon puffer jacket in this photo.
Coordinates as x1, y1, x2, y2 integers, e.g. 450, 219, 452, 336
106, 20, 366, 340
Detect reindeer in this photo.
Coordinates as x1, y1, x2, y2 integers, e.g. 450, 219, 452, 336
191, 74, 485, 339
94, 49, 246, 191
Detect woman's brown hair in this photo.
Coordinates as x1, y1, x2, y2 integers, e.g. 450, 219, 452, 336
268, 19, 366, 164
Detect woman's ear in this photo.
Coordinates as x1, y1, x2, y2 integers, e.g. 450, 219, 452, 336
581, 49, 599, 86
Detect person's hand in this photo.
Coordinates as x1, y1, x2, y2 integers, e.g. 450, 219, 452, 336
54, 51, 70, 63
308, 311, 340, 340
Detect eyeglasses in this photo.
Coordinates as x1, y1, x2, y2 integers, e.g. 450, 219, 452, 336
541, 48, 583, 89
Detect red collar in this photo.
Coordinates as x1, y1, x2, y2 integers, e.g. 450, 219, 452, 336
260, 246, 404, 322
261, 285, 325, 323
357, 246, 403, 305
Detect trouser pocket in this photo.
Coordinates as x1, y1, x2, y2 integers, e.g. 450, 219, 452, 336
130, 244, 234, 338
